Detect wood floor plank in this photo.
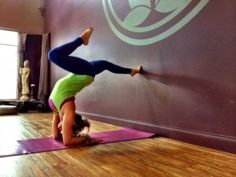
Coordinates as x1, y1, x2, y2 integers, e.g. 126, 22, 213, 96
0, 113, 235, 177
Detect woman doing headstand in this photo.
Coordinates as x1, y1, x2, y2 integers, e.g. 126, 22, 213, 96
48, 27, 142, 146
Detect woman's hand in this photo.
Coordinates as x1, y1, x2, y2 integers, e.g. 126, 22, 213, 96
81, 135, 102, 145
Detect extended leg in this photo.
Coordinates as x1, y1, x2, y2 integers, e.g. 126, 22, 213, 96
90, 60, 131, 76
90, 60, 142, 77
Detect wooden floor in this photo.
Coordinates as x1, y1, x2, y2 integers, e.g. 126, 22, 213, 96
0, 113, 235, 177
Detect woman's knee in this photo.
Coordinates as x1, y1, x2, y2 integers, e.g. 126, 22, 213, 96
48, 49, 59, 62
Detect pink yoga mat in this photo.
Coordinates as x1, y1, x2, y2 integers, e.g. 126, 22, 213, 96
0, 128, 155, 157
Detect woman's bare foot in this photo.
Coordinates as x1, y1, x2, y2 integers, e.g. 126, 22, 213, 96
130, 66, 143, 77
81, 27, 93, 45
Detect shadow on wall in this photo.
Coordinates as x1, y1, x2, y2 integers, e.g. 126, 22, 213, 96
141, 70, 236, 112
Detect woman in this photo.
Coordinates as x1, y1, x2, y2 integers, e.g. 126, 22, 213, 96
48, 27, 142, 146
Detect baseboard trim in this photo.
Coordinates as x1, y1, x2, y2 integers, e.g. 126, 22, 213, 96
79, 111, 236, 154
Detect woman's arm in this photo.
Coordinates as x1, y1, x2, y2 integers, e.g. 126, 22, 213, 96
52, 113, 62, 140
61, 101, 88, 146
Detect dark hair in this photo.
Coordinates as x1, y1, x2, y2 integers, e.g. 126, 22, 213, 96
72, 114, 90, 136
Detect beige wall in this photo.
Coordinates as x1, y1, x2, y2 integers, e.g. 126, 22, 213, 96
0, 0, 44, 33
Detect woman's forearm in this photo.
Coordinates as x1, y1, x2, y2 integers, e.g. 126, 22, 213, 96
63, 135, 88, 146
52, 114, 61, 139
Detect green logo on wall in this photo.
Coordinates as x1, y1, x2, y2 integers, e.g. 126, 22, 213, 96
102, 0, 210, 46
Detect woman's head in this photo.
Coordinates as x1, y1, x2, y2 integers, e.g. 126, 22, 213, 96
72, 114, 90, 136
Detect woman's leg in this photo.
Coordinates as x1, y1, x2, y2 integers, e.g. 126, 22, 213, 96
90, 60, 142, 77
48, 28, 95, 76
48, 27, 142, 76
90, 60, 131, 75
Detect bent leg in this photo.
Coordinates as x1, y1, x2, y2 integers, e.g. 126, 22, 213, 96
48, 37, 83, 59
48, 37, 95, 76
48, 27, 93, 60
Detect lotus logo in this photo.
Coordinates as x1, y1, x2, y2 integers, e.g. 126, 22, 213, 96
102, 0, 210, 46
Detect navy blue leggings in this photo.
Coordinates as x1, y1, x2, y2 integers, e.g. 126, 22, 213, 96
48, 37, 131, 77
